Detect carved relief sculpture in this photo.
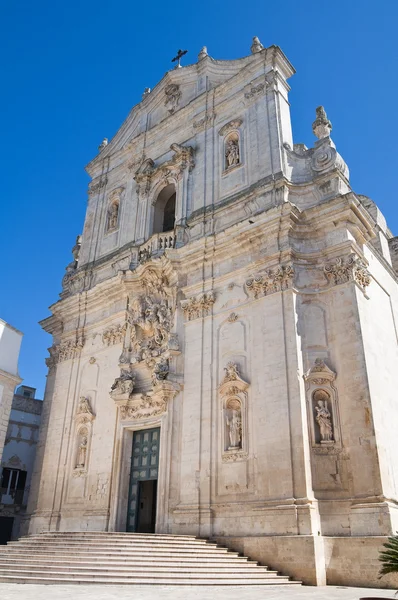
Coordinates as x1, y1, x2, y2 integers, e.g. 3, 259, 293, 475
76, 432, 88, 468
225, 135, 240, 169
107, 202, 119, 231
73, 396, 95, 477
246, 265, 294, 298
314, 390, 334, 443
226, 399, 242, 450
181, 291, 215, 321
219, 362, 249, 461
304, 359, 340, 452
164, 83, 181, 114
324, 255, 371, 292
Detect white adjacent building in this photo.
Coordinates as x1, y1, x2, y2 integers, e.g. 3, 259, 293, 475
0, 320, 23, 463
0, 386, 42, 543
26, 39, 398, 587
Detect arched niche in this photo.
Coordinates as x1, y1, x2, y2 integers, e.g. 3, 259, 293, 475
152, 184, 176, 234
224, 131, 241, 171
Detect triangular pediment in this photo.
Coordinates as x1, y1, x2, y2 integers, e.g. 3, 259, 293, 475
86, 49, 292, 175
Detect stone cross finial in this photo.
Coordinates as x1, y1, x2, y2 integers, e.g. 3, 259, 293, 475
251, 36, 264, 54
312, 106, 332, 139
198, 46, 208, 61
98, 138, 108, 152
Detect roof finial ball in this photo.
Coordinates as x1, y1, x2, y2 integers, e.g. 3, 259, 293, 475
198, 46, 208, 61
98, 138, 108, 152
312, 106, 332, 139
251, 36, 264, 54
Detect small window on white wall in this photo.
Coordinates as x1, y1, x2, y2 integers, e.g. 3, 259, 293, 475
224, 132, 241, 170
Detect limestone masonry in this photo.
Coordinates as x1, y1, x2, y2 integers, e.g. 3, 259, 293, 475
25, 39, 398, 587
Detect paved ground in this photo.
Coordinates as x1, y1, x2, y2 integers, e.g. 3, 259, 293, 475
0, 584, 395, 600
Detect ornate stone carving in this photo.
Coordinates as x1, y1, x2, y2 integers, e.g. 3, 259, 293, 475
324, 255, 371, 291
223, 362, 240, 382
98, 138, 108, 152
117, 380, 179, 421
314, 389, 334, 443
219, 363, 249, 461
226, 400, 242, 449
46, 335, 85, 369
110, 367, 136, 400
251, 36, 264, 53
198, 46, 208, 60
151, 358, 169, 386
181, 291, 215, 321
246, 265, 294, 298
107, 202, 119, 231
218, 119, 243, 137
193, 112, 216, 132
225, 135, 240, 169
304, 359, 340, 450
227, 312, 238, 323
312, 106, 332, 139
102, 323, 127, 346
134, 144, 194, 199
72, 396, 95, 478
244, 83, 265, 100
88, 176, 108, 196
165, 83, 181, 114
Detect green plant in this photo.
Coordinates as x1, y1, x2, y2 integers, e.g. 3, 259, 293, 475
379, 533, 398, 577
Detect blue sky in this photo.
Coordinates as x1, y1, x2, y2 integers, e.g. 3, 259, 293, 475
1, 0, 397, 398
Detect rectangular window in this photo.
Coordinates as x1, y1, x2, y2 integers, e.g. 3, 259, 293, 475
0, 468, 27, 504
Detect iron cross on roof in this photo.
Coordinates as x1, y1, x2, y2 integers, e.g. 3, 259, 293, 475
171, 49, 187, 68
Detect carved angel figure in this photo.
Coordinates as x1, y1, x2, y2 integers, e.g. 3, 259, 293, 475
315, 398, 333, 442
225, 138, 240, 168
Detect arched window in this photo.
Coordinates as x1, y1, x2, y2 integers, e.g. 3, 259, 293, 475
153, 184, 176, 234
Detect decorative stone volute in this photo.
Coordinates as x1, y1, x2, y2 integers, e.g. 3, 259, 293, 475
312, 106, 332, 139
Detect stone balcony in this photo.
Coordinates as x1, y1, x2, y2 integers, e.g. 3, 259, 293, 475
137, 230, 176, 263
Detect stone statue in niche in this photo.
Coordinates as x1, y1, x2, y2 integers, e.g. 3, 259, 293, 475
314, 390, 334, 443
76, 430, 88, 468
226, 398, 242, 450
108, 202, 119, 230
225, 136, 240, 169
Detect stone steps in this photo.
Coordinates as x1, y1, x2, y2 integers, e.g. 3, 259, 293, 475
0, 532, 300, 585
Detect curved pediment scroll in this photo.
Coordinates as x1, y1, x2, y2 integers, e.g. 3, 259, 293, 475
134, 144, 194, 199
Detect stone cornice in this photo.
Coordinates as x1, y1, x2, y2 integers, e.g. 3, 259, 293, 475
0, 367, 22, 386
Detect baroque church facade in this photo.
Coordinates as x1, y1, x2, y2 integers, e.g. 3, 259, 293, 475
26, 39, 398, 586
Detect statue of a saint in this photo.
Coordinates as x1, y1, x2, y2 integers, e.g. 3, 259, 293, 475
108, 203, 119, 230
225, 138, 240, 168
227, 410, 242, 449
76, 436, 88, 468
315, 398, 333, 442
